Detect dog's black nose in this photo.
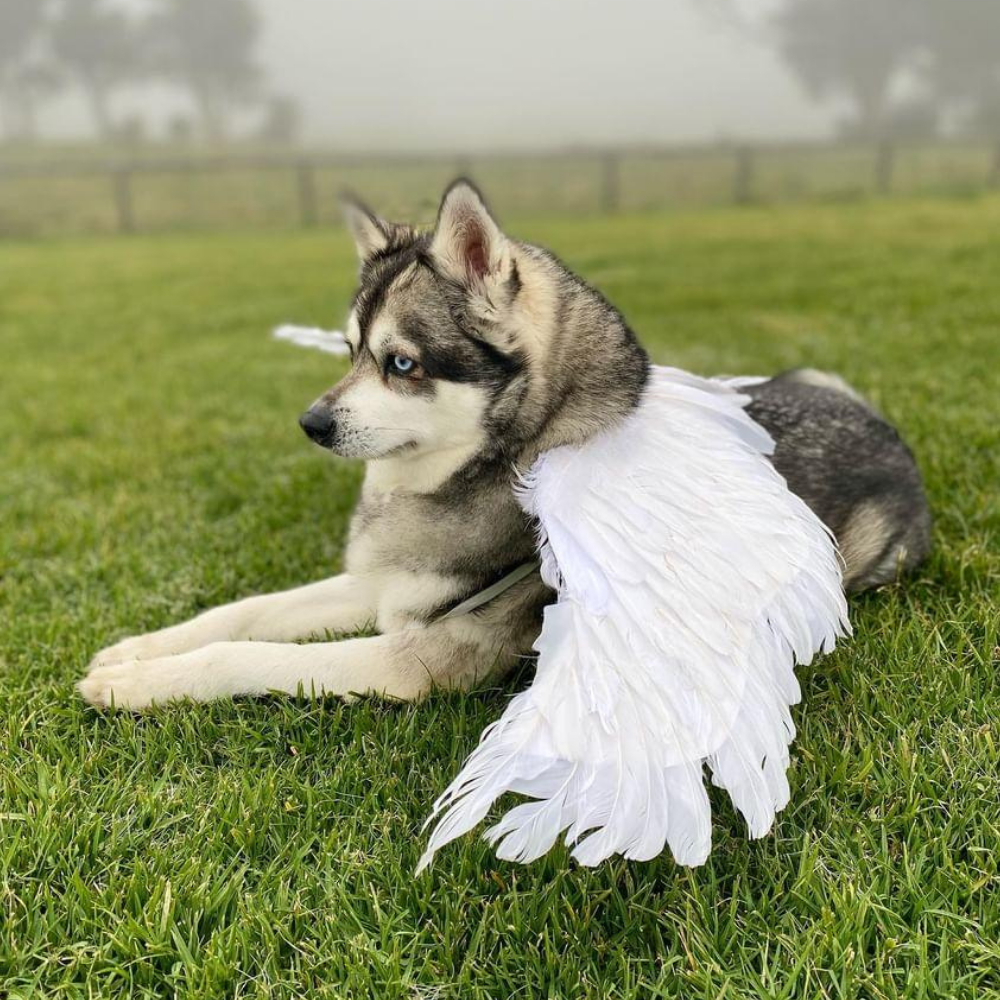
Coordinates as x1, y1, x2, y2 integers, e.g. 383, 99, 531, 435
299, 408, 336, 446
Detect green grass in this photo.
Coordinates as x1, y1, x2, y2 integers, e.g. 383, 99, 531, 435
1, 196, 998, 998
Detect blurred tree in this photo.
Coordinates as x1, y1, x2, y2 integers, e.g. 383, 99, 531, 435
166, 113, 195, 145
878, 98, 940, 142
50, 0, 138, 141
770, 0, 924, 138
0, 0, 53, 140
917, 0, 1000, 137
971, 94, 1000, 139
145, 0, 262, 143
9, 63, 65, 141
257, 95, 302, 145
113, 113, 148, 147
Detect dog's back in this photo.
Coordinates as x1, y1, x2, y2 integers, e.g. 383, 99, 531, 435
745, 368, 932, 591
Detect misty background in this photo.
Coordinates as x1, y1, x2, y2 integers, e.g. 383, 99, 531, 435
2, 0, 1000, 151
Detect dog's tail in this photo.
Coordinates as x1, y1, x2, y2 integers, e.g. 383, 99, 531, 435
777, 367, 870, 407
745, 369, 932, 591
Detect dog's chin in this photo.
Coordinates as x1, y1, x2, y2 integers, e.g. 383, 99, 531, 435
328, 438, 417, 461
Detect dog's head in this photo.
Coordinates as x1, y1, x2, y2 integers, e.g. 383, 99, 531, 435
300, 181, 538, 467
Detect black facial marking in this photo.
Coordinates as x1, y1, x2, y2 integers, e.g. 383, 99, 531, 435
396, 314, 524, 386
507, 259, 521, 299
471, 335, 524, 379
353, 235, 431, 340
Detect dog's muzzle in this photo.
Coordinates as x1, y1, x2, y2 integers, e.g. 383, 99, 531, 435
298, 408, 336, 447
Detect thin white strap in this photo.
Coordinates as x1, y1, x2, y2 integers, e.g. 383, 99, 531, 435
435, 560, 541, 621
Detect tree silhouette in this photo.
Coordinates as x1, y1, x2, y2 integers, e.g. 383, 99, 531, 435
145, 0, 262, 143
770, 0, 924, 138
257, 95, 302, 145
0, 0, 53, 140
917, 0, 1000, 136
11, 63, 65, 141
49, 0, 138, 140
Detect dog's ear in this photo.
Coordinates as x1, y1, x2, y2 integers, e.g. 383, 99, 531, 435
429, 180, 511, 292
340, 194, 411, 262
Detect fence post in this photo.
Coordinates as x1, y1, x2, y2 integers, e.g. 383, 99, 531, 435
112, 168, 134, 233
600, 152, 620, 213
875, 141, 894, 196
733, 147, 754, 204
296, 161, 317, 227
990, 139, 1000, 187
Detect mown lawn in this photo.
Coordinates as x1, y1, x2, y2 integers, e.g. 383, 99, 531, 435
1, 196, 997, 999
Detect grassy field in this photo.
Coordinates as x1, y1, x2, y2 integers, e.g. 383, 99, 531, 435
1, 196, 998, 998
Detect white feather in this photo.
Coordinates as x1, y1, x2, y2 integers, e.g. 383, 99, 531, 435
272, 324, 350, 355
418, 366, 850, 872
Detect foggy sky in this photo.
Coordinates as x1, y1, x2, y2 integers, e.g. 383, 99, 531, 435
44, 0, 843, 149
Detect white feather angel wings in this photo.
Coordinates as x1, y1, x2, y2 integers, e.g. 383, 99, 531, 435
418, 366, 850, 872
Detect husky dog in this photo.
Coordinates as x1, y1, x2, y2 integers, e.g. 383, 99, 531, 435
79, 181, 931, 711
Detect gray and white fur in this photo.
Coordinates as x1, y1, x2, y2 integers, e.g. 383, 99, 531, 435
79, 181, 931, 711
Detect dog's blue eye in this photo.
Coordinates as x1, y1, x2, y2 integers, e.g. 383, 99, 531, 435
390, 355, 415, 374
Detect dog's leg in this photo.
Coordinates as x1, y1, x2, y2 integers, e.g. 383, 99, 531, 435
88, 574, 377, 669
78, 623, 505, 711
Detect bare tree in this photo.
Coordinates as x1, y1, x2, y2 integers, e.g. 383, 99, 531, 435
145, 0, 262, 143
770, 0, 924, 138
49, 0, 138, 141
0, 0, 52, 140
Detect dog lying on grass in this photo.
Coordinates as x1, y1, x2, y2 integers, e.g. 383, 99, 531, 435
79, 180, 931, 711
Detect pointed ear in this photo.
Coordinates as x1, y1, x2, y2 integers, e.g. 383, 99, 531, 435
340, 194, 410, 262
430, 180, 509, 287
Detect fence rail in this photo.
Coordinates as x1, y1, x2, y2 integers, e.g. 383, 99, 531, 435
2, 141, 999, 237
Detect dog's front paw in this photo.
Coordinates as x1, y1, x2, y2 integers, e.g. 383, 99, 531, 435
88, 637, 148, 671
78, 656, 204, 711
87, 626, 193, 672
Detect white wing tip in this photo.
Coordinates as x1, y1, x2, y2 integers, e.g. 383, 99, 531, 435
272, 324, 350, 356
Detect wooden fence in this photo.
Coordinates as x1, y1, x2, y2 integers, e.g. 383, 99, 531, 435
2, 141, 1000, 236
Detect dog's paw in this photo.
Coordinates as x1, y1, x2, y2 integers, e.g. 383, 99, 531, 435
78, 657, 201, 711
88, 637, 146, 671
87, 628, 190, 671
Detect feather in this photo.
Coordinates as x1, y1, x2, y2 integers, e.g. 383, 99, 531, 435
417, 366, 850, 873
272, 324, 350, 355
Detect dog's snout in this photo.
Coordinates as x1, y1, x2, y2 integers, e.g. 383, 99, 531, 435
299, 407, 336, 446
